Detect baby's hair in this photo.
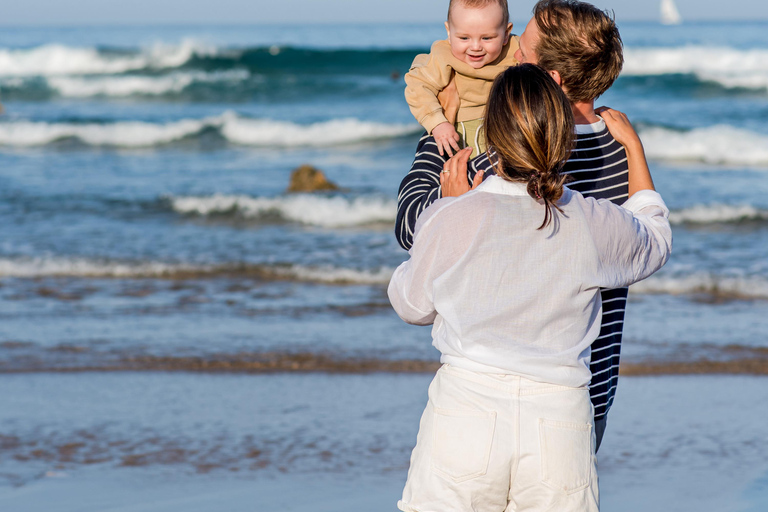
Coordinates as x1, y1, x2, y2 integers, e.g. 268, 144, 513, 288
447, 0, 510, 28
484, 64, 575, 230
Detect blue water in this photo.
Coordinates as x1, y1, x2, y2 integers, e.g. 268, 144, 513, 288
1, 21, 768, 373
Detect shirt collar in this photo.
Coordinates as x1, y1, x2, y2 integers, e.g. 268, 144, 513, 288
475, 175, 530, 196
574, 117, 607, 135
475, 175, 574, 205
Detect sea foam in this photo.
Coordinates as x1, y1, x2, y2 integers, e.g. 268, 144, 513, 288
170, 194, 397, 227
633, 273, 768, 300
269, 264, 394, 285
5, 255, 767, 299
0, 256, 199, 278
0, 256, 394, 285
669, 204, 768, 224
624, 46, 768, 90
0, 112, 417, 148
638, 124, 768, 166
46, 70, 249, 97
219, 117, 417, 146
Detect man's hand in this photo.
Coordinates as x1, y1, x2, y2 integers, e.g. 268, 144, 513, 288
432, 122, 462, 157
440, 147, 484, 197
437, 75, 459, 125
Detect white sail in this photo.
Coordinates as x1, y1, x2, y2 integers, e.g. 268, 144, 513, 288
660, 0, 682, 25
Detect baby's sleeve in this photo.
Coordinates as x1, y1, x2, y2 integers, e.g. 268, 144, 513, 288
404, 40, 456, 134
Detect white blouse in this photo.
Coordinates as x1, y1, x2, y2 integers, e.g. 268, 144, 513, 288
388, 175, 672, 388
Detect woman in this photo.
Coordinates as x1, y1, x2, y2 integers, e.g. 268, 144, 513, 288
388, 64, 671, 512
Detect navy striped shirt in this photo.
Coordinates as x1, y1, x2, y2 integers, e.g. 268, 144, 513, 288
395, 121, 629, 421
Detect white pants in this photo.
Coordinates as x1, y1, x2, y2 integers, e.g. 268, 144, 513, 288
398, 365, 598, 512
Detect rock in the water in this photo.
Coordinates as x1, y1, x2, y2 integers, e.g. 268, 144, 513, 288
287, 165, 339, 193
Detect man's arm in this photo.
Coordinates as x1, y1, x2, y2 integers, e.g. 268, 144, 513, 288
395, 134, 494, 250
395, 133, 445, 250
436, 75, 459, 125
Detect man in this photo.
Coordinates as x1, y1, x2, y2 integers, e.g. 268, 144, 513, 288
395, 0, 630, 451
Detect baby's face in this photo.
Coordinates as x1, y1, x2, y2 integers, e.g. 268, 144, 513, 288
445, 3, 512, 69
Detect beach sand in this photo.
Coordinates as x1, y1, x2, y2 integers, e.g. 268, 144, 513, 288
1, 372, 766, 511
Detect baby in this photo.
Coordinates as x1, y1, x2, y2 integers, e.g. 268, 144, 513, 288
405, 0, 519, 158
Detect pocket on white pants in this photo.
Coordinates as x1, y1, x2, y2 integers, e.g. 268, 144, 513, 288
431, 407, 496, 483
539, 418, 592, 493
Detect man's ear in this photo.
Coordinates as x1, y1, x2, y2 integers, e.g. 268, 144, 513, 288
503, 22, 513, 43
549, 69, 562, 86
445, 21, 451, 39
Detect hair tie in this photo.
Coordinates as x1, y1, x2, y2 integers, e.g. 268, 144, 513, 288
532, 172, 542, 199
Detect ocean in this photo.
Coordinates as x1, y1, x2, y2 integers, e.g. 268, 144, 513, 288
1, 20, 767, 511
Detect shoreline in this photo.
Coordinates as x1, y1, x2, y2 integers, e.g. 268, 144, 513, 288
3, 353, 768, 376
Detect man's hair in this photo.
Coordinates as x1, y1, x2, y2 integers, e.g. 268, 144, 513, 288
447, 0, 510, 29
532, 0, 623, 102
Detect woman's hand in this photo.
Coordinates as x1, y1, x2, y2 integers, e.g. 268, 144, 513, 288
432, 122, 461, 157
596, 106, 654, 196
595, 106, 642, 154
440, 147, 484, 197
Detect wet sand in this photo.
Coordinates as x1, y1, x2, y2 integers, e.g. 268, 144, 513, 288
0, 372, 767, 511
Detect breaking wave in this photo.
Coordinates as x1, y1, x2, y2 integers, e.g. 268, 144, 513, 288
7, 42, 768, 95
0, 113, 418, 148
0, 41, 214, 77
638, 124, 768, 166
170, 193, 396, 227
0, 42, 418, 78
4, 256, 768, 300
624, 46, 768, 91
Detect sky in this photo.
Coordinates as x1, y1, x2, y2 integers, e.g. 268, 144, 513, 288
1, 0, 767, 25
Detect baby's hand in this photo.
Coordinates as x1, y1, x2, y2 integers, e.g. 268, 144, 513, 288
432, 122, 461, 157
595, 107, 642, 153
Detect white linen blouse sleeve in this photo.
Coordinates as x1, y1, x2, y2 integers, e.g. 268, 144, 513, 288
387, 197, 461, 325
588, 189, 673, 289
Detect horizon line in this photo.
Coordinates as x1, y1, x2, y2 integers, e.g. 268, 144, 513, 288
1, 17, 768, 27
